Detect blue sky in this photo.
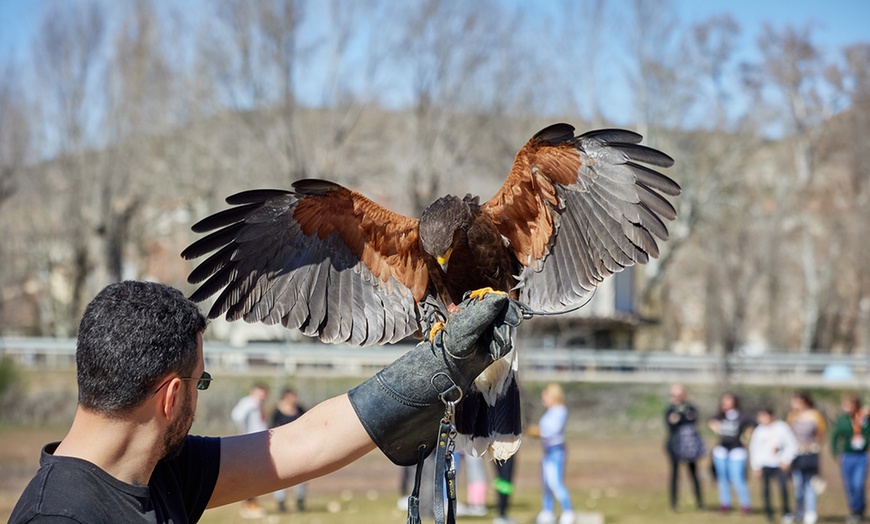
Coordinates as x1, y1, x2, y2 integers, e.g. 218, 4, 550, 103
2, 1, 868, 63
1, 0, 868, 132
680, 0, 869, 49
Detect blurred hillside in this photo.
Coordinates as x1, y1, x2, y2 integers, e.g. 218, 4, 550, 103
1, 1, 869, 356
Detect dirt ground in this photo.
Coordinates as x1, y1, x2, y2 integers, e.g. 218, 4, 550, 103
0, 425, 856, 524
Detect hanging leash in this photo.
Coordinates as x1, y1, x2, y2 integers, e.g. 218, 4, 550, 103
406, 382, 461, 524
512, 288, 597, 319
405, 447, 426, 524
433, 394, 459, 524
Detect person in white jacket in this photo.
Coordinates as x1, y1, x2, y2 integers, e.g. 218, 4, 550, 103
750, 406, 799, 523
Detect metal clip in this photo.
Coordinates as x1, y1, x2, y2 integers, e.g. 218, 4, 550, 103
431, 372, 464, 406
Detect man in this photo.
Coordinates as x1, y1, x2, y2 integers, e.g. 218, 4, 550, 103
664, 383, 704, 511
10, 280, 520, 523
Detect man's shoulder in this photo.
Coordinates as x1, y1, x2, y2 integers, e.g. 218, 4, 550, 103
12, 437, 221, 524
10, 449, 147, 523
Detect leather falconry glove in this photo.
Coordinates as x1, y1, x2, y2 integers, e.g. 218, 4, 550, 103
348, 292, 522, 466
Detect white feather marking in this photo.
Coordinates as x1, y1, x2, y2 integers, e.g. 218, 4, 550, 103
472, 328, 518, 405
455, 433, 522, 461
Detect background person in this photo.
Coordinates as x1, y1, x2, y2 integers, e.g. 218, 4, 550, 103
787, 392, 827, 524
529, 383, 575, 524
749, 406, 798, 523
831, 394, 870, 524
493, 455, 517, 524
455, 452, 488, 517
231, 382, 270, 518
708, 392, 754, 513
271, 387, 307, 513
664, 383, 705, 511
9, 281, 521, 523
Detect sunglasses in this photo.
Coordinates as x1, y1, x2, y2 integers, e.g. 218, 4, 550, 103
149, 371, 213, 398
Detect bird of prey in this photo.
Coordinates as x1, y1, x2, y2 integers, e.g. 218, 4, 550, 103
181, 123, 680, 460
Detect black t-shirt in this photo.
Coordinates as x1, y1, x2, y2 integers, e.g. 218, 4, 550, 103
271, 405, 306, 428
714, 409, 754, 450
9, 435, 221, 523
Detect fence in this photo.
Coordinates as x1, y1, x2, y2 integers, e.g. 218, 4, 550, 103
2, 337, 868, 387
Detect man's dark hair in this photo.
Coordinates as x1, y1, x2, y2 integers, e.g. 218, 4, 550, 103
76, 281, 206, 415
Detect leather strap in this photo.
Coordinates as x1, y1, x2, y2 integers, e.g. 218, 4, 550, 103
433, 400, 458, 524
406, 398, 459, 524
406, 449, 426, 524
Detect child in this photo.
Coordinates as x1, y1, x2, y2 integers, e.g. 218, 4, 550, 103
749, 406, 798, 523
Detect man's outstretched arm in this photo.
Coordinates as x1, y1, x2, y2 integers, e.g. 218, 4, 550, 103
208, 393, 374, 508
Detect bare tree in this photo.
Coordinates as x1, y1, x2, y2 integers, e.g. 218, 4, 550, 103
32, 0, 107, 334
625, 0, 684, 138
95, 0, 175, 283
753, 24, 837, 352
672, 16, 772, 356
814, 44, 870, 352
0, 61, 32, 333
0, 61, 28, 209
394, 0, 529, 213
206, 0, 307, 182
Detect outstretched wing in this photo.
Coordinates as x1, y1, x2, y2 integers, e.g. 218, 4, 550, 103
182, 179, 431, 346
481, 123, 681, 312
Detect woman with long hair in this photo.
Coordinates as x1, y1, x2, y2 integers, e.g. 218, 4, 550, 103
708, 392, 753, 513
787, 391, 827, 524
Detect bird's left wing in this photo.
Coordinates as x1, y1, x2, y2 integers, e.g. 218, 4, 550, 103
182, 179, 431, 346
481, 123, 681, 312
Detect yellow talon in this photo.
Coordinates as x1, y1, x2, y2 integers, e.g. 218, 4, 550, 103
468, 287, 507, 300
429, 321, 446, 342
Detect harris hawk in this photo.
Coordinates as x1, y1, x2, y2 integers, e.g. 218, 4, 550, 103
182, 123, 680, 460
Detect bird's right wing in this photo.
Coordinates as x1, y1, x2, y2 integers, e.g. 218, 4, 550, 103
182, 179, 431, 346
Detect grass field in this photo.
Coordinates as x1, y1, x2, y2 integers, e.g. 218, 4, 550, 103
0, 423, 855, 524
1, 368, 860, 523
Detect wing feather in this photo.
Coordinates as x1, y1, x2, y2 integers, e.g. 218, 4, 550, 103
183, 180, 430, 346
483, 124, 680, 312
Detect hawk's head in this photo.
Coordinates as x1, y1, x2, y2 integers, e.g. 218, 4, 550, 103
419, 195, 472, 272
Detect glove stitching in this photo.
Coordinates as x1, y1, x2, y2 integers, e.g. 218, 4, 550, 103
374, 373, 438, 409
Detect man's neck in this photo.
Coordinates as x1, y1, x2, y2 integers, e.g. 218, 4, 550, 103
54, 405, 164, 486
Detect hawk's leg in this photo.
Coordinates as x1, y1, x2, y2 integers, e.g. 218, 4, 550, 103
429, 321, 446, 342
468, 287, 508, 301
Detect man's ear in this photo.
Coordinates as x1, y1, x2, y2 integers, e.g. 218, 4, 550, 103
160, 378, 181, 420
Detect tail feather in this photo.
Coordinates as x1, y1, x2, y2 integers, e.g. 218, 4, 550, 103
456, 367, 522, 461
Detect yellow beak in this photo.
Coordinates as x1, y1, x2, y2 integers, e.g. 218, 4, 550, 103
436, 249, 452, 272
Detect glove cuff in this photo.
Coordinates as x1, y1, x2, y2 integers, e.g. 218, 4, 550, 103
348, 340, 485, 466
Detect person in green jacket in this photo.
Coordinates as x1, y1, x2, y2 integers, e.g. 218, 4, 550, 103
831, 395, 870, 524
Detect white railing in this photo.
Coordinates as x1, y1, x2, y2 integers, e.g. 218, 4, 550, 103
1, 337, 867, 386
